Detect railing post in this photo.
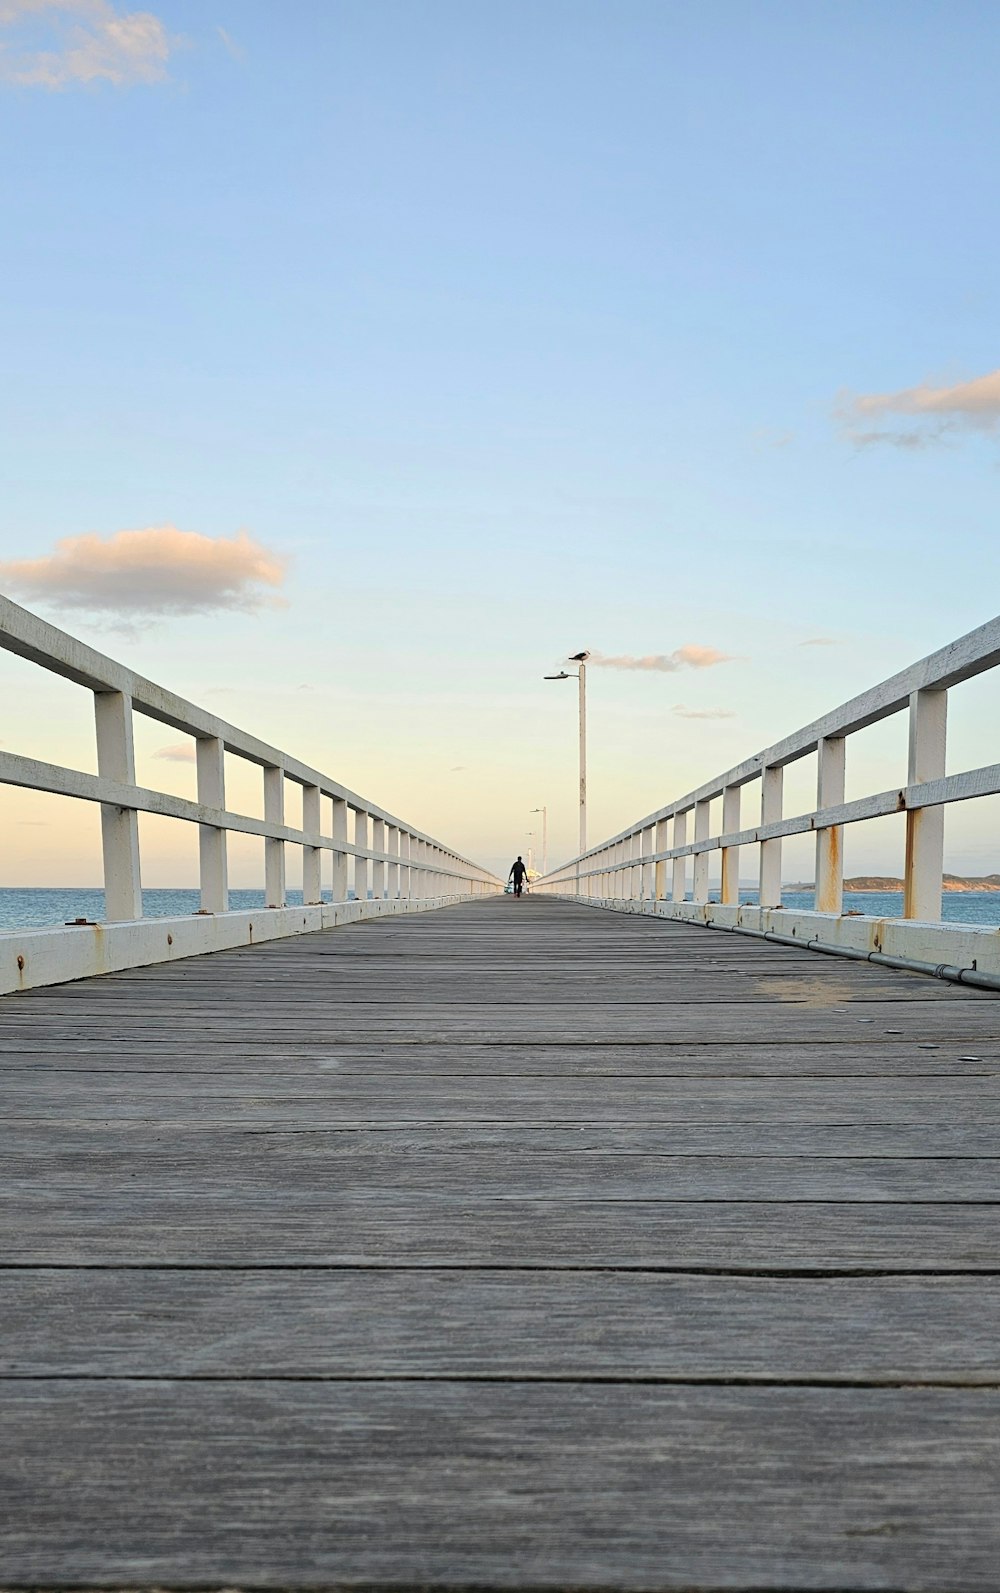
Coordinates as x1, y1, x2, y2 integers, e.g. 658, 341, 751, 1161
302, 784, 322, 904
672, 810, 687, 901
815, 736, 845, 914
196, 735, 228, 913
758, 765, 783, 908
372, 817, 386, 900
331, 797, 349, 901
641, 827, 654, 901
904, 688, 947, 921
692, 798, 711, 904
654, 819, 669, 900
263, 764, 286, 907
387, 825, 400, 899
720, 785, 741, 906
399, 832, 411, 898
353, 809, 369, 901
94, 689, 143, 922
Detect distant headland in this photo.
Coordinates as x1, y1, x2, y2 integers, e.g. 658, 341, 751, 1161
784, 875, 1000, 893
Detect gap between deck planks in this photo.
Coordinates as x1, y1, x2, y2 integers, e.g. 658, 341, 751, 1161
3, 894, 1000, 1590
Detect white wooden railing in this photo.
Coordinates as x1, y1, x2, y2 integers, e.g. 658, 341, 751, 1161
0, 595, 500, 991
534, 615, 1000, 982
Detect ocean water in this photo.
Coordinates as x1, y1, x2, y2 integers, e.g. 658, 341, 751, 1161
0, 887, 355, 933
0, 885, 999, 932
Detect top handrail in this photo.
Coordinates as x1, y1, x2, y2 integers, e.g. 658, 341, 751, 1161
548, 613, 1000, 864
534, 613, 1000, 924
0, 593, 501, 921
0, 593, 473, 850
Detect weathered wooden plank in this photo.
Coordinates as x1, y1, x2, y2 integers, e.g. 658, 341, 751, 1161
6, 1120, 1000, 1157
2, 1008, 996, 1045
5, 1269, 1000, 1382
4, 1073, 1000, 1123
4, 1382, 1000, 1588
5, 1197, 1000, 1268
4, 1136, 1000, 1201
2, 1042, 997, 1076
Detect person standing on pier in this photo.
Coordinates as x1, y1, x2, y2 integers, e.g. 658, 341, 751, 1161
508, 856, 529, 897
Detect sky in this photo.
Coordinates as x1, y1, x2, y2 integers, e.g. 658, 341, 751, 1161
1, 0, 999, 888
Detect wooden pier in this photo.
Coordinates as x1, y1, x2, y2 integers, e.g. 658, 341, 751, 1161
3, 894, 1000, 1589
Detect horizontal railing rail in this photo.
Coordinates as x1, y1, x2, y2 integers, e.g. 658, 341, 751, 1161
535, 614, 1000, 926
0, 594, 501, 931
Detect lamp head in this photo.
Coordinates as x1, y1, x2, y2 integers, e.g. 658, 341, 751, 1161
543, 671, 570, 680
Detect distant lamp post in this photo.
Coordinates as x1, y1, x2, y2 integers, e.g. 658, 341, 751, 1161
530, 806, 548, 876
543, 651, 589, 855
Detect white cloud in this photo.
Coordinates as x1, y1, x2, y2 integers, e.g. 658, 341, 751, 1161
799, 636, 839, 647
839, 367, 1000, 448
0, 525, 289, 619
672, 705, 736, 720
0, 0, 176, 89
154, 743, 195, 763
589, 645, 733, 673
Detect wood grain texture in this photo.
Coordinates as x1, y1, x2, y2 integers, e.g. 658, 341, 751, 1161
3, 894, 1000, 1588
5, 1382, 1000, 1589
6, 1268, 1000, 1381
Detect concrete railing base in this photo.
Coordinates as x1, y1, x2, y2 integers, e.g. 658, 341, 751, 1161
553, 895, 1000, 991
0, 894, 488, 995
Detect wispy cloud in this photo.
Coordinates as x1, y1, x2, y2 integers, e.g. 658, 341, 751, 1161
752, 426, 794, 450
154, 743, 195, 763
799, 636, 839, 647
215, 23, 244, 63
0, 0, 176, 89
0, 525, 289, 620
672, 705, 736, 720
589, 645, 733, 673
839, 367, 1000, 449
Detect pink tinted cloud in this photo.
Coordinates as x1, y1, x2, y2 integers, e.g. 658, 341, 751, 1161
672, 705, 736, 720
839, 367, 1000, 448
153, 743, 196, 763
0, 0, 176, 88
589, 645, 733, 673
0, 525, 289, 618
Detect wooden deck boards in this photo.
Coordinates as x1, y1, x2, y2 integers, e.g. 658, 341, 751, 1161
2, 894, 1000, 1589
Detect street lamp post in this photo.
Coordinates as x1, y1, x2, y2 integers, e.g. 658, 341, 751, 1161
530, 806, 548, 877
543, 651, 589, 858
